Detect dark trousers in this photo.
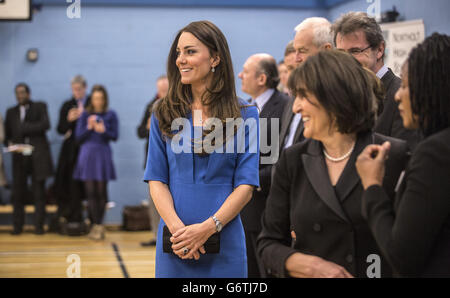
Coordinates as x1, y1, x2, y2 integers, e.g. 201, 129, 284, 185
244, 229, 266, 278
58, 178, 84, 223
12, 155, 46, 231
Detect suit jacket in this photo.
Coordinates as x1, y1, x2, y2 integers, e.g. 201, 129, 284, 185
0, 114, 7, 186
54, 97, 88, 195
278, 96, 305, 153
4, 100, 53, 181
375, 68, 419, 150
257, 131, 409, 278
137, 95, 159, 168
362, 127, 450, 277
240, 90, 289, 233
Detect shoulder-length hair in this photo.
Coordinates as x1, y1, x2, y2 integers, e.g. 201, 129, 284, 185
155, 20, 241, 138
408, 33, 450, 137
86, 84, 109, 114
288, 49, 377, 135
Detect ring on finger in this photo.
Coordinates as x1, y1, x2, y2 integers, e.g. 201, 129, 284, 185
183, 247, 190, 255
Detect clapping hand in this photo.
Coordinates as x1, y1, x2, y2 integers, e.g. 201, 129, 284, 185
67, 107, 81, 122
94, 119, 106, 133
356, 141, 391, 190
87, 115, 97, 130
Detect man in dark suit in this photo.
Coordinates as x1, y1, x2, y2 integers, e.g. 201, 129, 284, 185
238, 53, 289, 277
54, 75, 88, 231
279, 17, 334, 153
137, 75, 168, 247
4, 83, 53, 235
333, 11, 418, 150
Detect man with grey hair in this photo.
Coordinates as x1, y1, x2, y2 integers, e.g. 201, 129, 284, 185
333, 11, 418, 150
283, 40, 296, 81
278, 17, 334, 157
238, 53, 289, 278
293, 17, 334, 65
138, 75, 168, 247
54, 75, 89, 234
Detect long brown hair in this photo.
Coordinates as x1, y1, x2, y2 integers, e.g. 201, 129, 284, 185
86, 84, 109, 114
155, 20, 241, 138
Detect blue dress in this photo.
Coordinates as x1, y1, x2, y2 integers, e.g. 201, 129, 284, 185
143, 104, 260, 278
73, 110, 118, 181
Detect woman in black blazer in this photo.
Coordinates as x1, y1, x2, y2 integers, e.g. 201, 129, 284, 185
356, 33, 450, 277
257, 50, 409, 278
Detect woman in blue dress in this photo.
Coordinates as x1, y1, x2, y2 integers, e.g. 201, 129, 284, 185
143, 21, 260, 278
73, 84, 118, 241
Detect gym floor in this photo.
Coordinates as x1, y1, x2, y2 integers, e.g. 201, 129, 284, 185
0, 226, 156, 278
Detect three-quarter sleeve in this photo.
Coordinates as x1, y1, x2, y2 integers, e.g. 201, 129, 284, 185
257, 148, 298, 278
143, 113, 169, 184
75, 111, 93, 143
362, 138, 450, 276
233, 106, 260, 189
102, 110, 119, 141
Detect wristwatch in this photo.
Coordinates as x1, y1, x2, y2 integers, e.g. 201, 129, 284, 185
211, 216, 223, 233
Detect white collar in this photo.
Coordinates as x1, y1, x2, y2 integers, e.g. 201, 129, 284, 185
252, 88, 275, 113
376, 65, 389, 79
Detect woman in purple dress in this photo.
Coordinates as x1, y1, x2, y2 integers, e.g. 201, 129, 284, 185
73, 84, 118, 240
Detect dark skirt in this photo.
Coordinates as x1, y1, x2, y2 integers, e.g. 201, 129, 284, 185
73, 142, 116, 181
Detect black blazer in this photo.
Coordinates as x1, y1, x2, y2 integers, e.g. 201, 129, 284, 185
375, 68, 419, 150
257, 132, 409, 278
137, 96, 159, 168
240, 90, 289, 232
54, 97, 88, 194
278, 96, 305, 153
362, 127, 450, 277
4, 100, 53, 181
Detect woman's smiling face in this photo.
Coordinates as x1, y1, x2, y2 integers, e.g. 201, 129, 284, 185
176, 32, 216, 86
294, 89, 333, 141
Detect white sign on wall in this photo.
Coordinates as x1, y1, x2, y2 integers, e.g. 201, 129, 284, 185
381, 19, 426, 76
0, 0, 31, 21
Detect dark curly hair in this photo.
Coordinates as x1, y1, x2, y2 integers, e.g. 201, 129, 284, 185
408, 33, 450, 137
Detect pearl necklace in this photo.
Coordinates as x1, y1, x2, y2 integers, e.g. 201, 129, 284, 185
323, 143, 356, 163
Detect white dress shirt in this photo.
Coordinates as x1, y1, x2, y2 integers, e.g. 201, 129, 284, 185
376, 65, 389, 79
251, 88, 275, 114
284, 112, 302, 149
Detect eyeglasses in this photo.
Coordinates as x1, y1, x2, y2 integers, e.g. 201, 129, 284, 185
339, 45, 372, 56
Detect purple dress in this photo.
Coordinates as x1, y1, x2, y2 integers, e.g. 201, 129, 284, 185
73, 110, 118, 181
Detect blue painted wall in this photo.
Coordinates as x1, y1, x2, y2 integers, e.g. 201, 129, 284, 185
0, 0, 448, 224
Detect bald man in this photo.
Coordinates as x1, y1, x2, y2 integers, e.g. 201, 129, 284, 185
238, 54, 289, 277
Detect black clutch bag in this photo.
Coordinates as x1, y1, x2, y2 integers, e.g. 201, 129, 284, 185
162, 225, 220, 254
